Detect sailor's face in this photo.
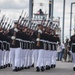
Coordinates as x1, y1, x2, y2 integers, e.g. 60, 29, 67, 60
37, 26, 40, 30
0, 26, 2, 30
0, 26, 2, 29
14, 24, 17, 28
40, 26, 43, 30
43, 28, 45, 32
24, 28, 27, 32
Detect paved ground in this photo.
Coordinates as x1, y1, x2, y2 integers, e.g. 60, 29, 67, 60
0, 61, 75, 75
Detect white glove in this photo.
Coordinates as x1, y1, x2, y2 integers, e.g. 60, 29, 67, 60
57, 42, 59, 44
14, 28, 18, 32
38, 29, 42, 34
70, 51, 72, 54
11, 36, 16, 40
36, 38, 40, 41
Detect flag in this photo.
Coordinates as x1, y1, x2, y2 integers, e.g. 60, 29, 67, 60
37, 11, 40, 14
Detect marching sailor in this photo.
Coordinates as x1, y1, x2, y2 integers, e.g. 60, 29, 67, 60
32, 24, 45, 72
51, 30, 60, 68
0, 26, 4, 69
70, 29, 75, 71
8, 22, 21, 71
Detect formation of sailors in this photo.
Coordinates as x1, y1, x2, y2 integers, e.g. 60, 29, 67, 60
0, 22, 60, 72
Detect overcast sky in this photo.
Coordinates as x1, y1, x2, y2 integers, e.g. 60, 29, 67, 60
0, 0, 75, 40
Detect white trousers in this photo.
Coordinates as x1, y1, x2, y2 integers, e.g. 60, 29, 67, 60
26, 49, 33, 67
28, 50, 33, 66
24, 49, 28, 67
3, 50, 9, 65
20, 49, 33, 67
2, 50, 6, 66
21, 49, 24, 67
6, 51, 10, 64
32, 50, 35, 64
10, 48, 15, 69
0, 50, 2, 66
72, 53, 75, 67
33, 49, 39, 67
15, 48, 22, 68
36, 49, 45, 68
45, 50, 53, 66
51, 51, 57, 65
4, 50, 7, 65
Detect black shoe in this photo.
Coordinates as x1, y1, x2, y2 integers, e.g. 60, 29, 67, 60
3, 65, 6, 68
22, 67, 24, 70
36, 67, 40, 72
1, 66, 4, 69
46, 65, 50, 70
22, 67, 25, 70
8, 63, 11, 67
51, 65, 54, 68
18, 67, 21, 71
0, 66, 2, 69
27, 66, 30, 69
46, 65, 48, 70
41, 66, 44, 72
5, 65, 7, 68
13, 69, 18, 72
53, 65, 56, 68
20, 67, 23, 70
48, 66, 51, 70
13, 69, 16, 71
73, 67, 75, 71
6, 64, 8, 67
19, 67, 22, 71
31, 64, 34, 67
14, 67, 18, 72
24, 67, 27, 69
57, 59, 59, 61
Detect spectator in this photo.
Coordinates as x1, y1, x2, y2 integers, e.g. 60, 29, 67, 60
57, 42, 62, 61
66, 40, 72, 62
61, 42, 65, 61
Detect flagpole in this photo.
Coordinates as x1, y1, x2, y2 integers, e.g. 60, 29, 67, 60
62, 0, 66, 42
29, 0, 33, 21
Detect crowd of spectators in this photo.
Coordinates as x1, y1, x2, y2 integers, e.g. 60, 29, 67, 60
57, 38, 72, 62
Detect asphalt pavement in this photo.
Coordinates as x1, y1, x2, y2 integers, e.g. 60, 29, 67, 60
0, 61, 75, 75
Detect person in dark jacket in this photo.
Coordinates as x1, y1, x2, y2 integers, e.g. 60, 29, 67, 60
70, 30, 75, 71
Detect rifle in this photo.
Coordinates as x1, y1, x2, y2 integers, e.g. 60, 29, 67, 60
22, 19, 27, 26
22, 14, 28, 26
18, 10, 24, 25
1, 17, 6, 28
0, 15, 5, 26
8, 22, 13, 29
47, 20, 51, 27
23, 18, 28, 26
29, 22, 33, 29
20, 12, 26, 26
6, 20, 12, 30
27, 21, 31, 28
31, 22, 36, 30
46, 20, 50, 27
3, 18, 9, 29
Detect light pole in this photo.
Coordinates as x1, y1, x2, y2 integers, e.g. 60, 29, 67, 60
49, 0, 54, 21
62, 0, 66, 42
70, 2, 75, 37
29, 0, 33, 21
74, 16, 75, 30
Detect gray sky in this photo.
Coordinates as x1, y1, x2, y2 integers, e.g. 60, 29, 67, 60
0, 0, 75, 40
